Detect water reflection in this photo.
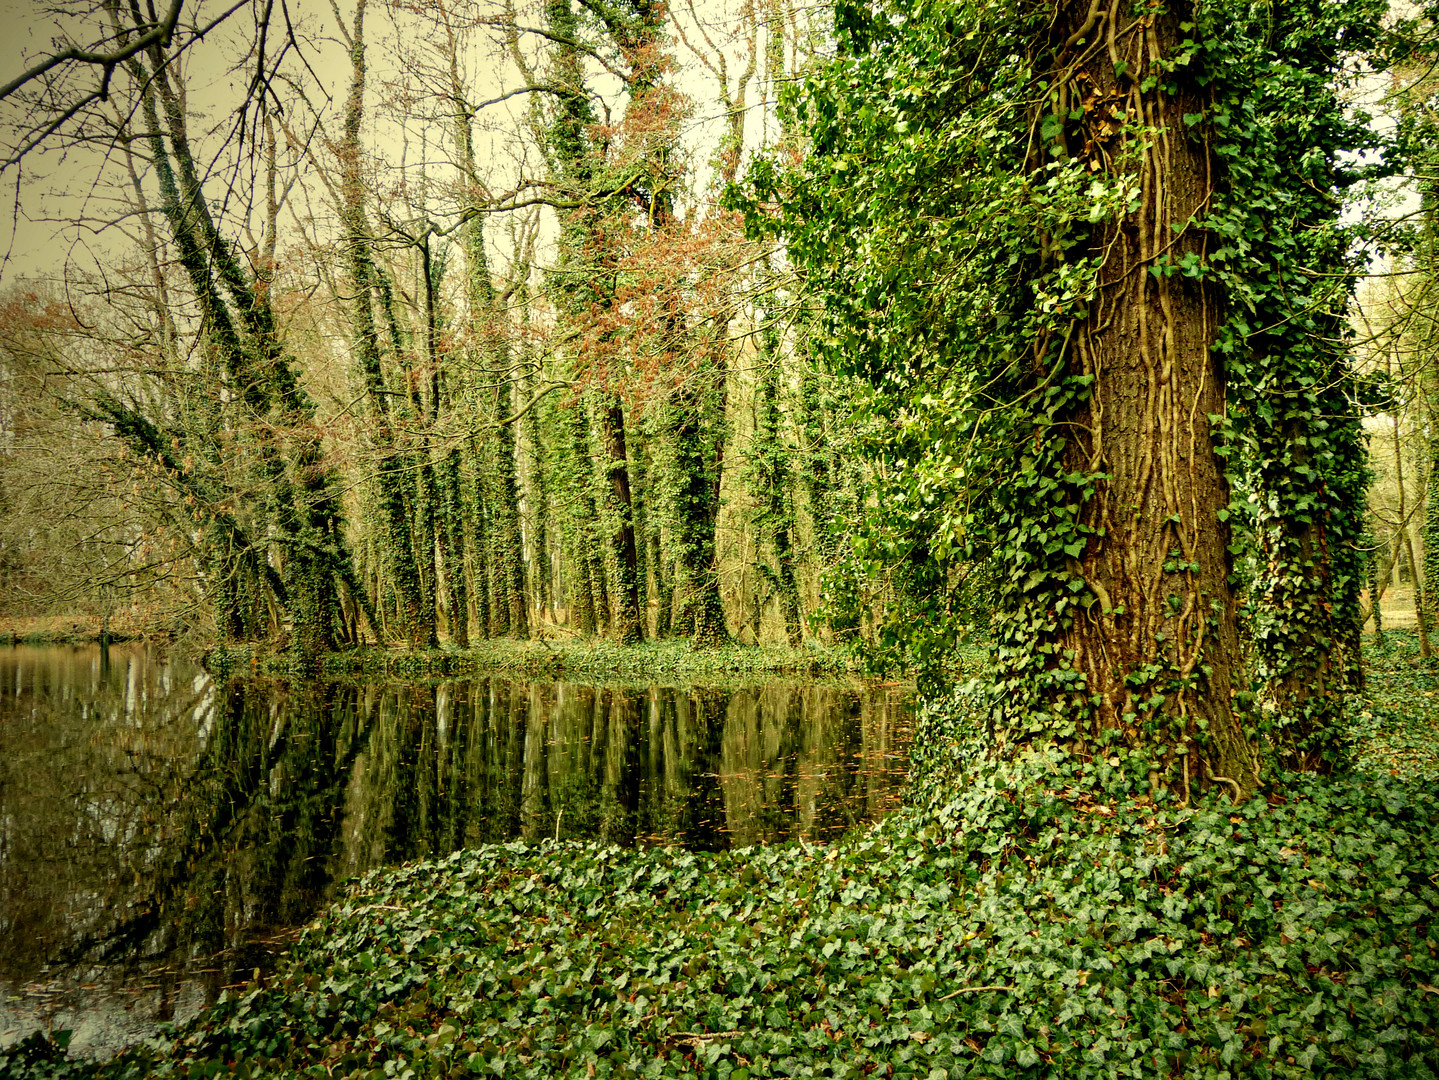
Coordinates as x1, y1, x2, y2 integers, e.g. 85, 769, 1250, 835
0, 645, 911, 1008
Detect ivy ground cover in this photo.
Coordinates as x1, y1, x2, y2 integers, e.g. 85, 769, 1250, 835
7, 642, 1439, 1080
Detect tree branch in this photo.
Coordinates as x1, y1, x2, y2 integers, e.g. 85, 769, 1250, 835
0, 0, 184, 102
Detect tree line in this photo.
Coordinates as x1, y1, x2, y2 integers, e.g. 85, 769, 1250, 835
0, 0, 862, 653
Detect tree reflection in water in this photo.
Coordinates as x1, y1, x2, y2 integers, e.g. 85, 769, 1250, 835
0, 645, 911, 1031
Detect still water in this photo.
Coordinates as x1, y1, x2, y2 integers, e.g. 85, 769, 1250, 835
0, 644, 912, 1056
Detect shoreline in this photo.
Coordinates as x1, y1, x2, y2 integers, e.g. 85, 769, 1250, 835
207, 637, 873, 682
0, 616, 142, 646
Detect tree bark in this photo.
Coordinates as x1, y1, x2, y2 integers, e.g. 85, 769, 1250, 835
1047, 0, 1257, 795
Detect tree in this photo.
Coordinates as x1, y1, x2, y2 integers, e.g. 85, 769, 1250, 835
748, 0, 1382, 793
336, 0, 435, 647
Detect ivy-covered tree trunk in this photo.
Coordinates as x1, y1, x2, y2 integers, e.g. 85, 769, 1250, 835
666, 378, 729, 646
420, 238, 469, 647
598, 397, 643, 643
553, 400, 601, 635
338, 0, 429, 647
1225, 0, 1374, 770
1424, 438, 1439, 637
488, 380, 530, 638
1035, 0, 1255, 794
516, 289, 554, 625
117, 13, 353, 655
389, 273, 441, 647
466, 448, 492, 640
636, 428, 672, 636
459, 215, 528, 640
753, 339, 802, 646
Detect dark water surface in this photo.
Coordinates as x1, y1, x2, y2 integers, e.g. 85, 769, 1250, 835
0, 644, 912, 1056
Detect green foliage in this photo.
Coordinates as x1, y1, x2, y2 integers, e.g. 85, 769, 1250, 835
212, 638, 863, 681
738, 0, 1097, 699
32, 739, 1439, 1079
1196, 0, 1384, 768
1351, 631, 1439, 781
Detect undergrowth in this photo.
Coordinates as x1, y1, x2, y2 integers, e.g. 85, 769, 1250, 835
7, 639, 1438, 1080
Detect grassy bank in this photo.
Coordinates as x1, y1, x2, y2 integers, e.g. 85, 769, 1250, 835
8, 637, 1438, 1079
0, 615, 142, 646
208, 639, 869, 682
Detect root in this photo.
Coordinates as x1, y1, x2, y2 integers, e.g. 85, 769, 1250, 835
1206, 768, 1245, 804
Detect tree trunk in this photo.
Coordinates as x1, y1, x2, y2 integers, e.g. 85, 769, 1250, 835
1044, 0, 1257, 796
337, 0, 428, 646
755, 344, 802, 646
598, 397, 642, 643
667, 378, 729, 647
492, 381, 530, 638
420, 236, 467, 647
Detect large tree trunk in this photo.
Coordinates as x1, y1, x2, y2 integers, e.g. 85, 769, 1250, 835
1046, 0, 1257, 796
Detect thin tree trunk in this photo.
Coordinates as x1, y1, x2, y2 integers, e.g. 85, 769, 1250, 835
337, 0, 428, 646
1392, 377, 1433, 657
598, 397, 642, 643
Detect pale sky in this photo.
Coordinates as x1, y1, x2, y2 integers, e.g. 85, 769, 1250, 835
0, 0, 776, 298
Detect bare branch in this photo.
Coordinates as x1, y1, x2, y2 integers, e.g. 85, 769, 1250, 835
0, 0, 183, 103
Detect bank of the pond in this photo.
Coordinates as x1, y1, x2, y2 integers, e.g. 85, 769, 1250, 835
9, 638, 1438, 1080
208, 639, 877, 682
0, 616, 143, 646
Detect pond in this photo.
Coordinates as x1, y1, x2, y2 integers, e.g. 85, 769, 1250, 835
0, 643, 913, 1057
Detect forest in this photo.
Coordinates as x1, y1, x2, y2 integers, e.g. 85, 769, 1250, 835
0, 0, 1434, 696
2, 0, 1439, 1076
0, 0, 865, 657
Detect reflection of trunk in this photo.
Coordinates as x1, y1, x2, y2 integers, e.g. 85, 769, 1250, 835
598, 689, 641, 844
719, 688, 796, 847
520, 682, 549, 843
672, 688, 730, 849
5, 658, 920, 989
57, 680, 369, 975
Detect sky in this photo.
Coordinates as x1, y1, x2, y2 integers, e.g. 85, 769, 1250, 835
0, 0, 765, 290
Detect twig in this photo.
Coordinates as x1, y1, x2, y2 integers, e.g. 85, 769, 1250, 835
672, 1030, 745, 1045
936, 984, 1014, 1001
